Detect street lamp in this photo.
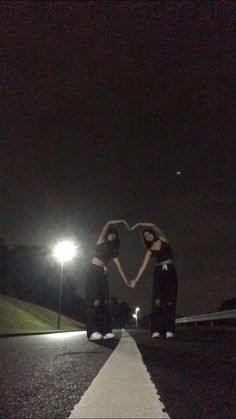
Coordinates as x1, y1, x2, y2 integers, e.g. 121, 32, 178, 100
53, 240, 77, 330
134, 307, 140, 328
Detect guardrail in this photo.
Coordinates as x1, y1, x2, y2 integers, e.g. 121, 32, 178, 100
176, 309, 236, 326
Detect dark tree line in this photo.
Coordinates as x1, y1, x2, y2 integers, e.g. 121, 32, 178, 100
0, 240, 86, 322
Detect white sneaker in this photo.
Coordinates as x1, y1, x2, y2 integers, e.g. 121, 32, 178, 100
166, 331, 174, 338
103, 332, 115, 340
89, 332, 102, 341
152, 332, 160, 338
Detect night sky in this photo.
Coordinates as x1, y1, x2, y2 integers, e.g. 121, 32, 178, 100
1, 1, 235, 315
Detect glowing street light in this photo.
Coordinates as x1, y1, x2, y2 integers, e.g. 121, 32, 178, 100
134, 307, 140, 328
53, 240, 77, 263
53, 240, 77, 330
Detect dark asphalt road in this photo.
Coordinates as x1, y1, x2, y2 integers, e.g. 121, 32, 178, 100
130, 328, 236, 419
0, 328, 235, 418
0, 331, 120, 418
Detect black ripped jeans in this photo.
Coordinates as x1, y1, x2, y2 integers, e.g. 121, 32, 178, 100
86, 264, 112, 338
151, 264, 178, 334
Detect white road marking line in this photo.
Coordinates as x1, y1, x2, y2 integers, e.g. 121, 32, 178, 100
69, 330, 169, 418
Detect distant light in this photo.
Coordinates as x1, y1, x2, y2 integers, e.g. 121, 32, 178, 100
135, 307, 140, 313
53, 240, 77, 263
176, 170, 182, 175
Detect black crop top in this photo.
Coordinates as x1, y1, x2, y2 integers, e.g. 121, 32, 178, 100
93, 242, 117, 265
150, 241, 173, 264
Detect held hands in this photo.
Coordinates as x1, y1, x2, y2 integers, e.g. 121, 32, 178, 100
124, 278, 134, 288
129, 280, 137, 289
125, 279, 137, 289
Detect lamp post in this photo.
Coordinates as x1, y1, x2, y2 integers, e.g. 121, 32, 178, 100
53, 240, 77, 330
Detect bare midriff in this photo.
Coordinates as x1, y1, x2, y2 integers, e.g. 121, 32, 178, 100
91, 257, 105, 268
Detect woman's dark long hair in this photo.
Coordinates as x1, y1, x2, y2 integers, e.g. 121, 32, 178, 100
142, 229, 159, 249
104, 227, 120, 257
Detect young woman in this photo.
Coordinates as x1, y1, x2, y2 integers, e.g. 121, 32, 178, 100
130, 222, 178, 339
86, 220, 129, 341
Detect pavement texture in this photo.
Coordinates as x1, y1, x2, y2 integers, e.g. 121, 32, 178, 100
130, 327, 236, 419
0, 330, 119, 418
0, 328, 235, 418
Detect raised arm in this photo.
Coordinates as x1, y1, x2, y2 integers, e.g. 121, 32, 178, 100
130, 251, 152, 288
96, 220, 129, 244
131, 222, 169, 243
112, 257, 128, 285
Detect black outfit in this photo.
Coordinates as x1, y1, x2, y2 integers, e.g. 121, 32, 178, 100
150, 242, 178, 335
86, 242, 116, 338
